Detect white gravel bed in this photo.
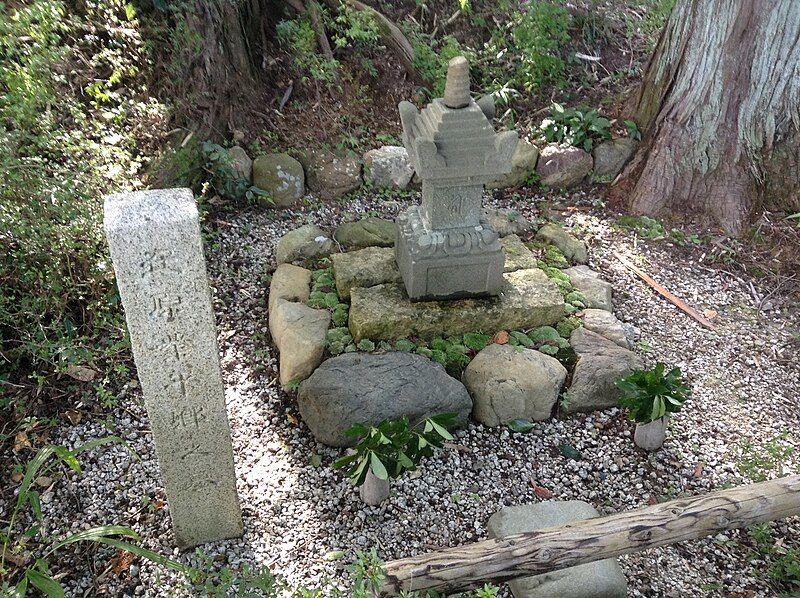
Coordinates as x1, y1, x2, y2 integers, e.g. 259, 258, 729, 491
14, 188, 800, 597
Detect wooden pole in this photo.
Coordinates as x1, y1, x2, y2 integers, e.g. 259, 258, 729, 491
382, 475, 800, 595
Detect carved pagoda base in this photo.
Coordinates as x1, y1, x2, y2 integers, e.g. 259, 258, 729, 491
395, 206, 505, 301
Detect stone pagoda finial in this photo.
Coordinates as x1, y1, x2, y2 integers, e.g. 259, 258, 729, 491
443, 56, 471, 109
394, 56, 519, 301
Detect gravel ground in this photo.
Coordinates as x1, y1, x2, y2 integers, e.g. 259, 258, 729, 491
15, 188, 800, 597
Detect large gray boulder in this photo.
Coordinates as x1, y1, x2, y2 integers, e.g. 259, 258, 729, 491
483, 208, 535, 238
565, 328, 642, 413
487, 502, 627, 598
592, 138, 637, 179
298, 149, 361, 199
363, 146, 414, 189
536, 143, 593, 188
463, 344, 566, 425
276, 224, 334, 265
331, 246, 402, 299
535, 223, 588, 264
334, 217, 395, 249
581, 308, 630, 348
252, 153, 305, 206
564, 265, 613, 311
297, 352, 472, 446
486, 139, 540, 189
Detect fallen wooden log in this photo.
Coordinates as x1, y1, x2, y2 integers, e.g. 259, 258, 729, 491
382, 475, 800, 594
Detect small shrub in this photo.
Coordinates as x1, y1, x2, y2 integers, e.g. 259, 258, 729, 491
202, 142, 271, 204
616, 363, 691, 423
617, 215, 665, 239
333, 414, 456, 485
276, 17, 339, 85
539, 103, 612, 151
331, 3, 381, 49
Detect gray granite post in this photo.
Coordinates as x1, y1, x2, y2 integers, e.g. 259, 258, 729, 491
104, 188, 243, 549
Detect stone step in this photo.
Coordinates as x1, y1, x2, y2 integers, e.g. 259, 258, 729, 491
348, 268, 564, 341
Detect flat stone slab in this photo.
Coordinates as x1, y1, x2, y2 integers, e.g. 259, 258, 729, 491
332, 246, 402, 299
487, 502, 627, 598
348, 268, 564, 341
334, 217, 395, 249
268, 263, 311, 313
565, 265, 613, 311
581, 308, 630, 348
501, 234, 539, 272
269, 299, 330, 388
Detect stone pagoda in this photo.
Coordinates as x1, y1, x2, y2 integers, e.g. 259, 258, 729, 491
395, 56, 518, 301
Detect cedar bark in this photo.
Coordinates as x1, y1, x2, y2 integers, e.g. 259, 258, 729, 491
382, 475, 800, 594
618, 0, 800, 235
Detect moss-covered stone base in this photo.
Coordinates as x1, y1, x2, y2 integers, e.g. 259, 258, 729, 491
348, 268, 565, 341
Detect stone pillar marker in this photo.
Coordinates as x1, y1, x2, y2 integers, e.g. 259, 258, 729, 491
104, 188, 243, 549
396, 55, 519, 300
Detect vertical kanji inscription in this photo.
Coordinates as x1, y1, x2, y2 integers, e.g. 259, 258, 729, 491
104, 188, 243, 549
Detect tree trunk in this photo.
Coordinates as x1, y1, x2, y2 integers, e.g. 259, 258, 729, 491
381, 475, 800, 595
617, 0, 800, 235
171, 0, 275, 134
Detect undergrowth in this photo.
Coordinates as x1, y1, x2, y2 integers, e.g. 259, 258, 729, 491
0, 1, 167, 431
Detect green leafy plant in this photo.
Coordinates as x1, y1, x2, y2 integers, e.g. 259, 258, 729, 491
331, 2, 381, 48
748, 524, 800, 594
539, 103, 612, 151
1, 439, 186, 595
625, 119, 642, 141
202, 142, 271, 204
615, 363, 691, 423
275, 17, 339, 85
617, 215, 665, 238
333, 414, 456, 486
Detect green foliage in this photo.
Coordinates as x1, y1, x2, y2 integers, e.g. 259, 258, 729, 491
617, 215, 665, 238
556, 316, 581, 338
542, 244, 569, 268
738, 432, 795, 483
1, 438, 188, 595
357, 339, 375, 352
333, 414, 456, 485
276, 17, 339, 85
332, 2, 381, 48
202, 142, 271, 204
616, 363, 691, 424
325, 327, 353, 356
539, 103, 612, 151
506, 2, 571, 91
748, 524, 800, 595
507, 419, 535, 433
395, 338, 416, 352
625, 119, 642, 141
0, 0, 158, 406
308, 267, 350, 334
463, 332, 490, 351
410, 32, 474, 97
